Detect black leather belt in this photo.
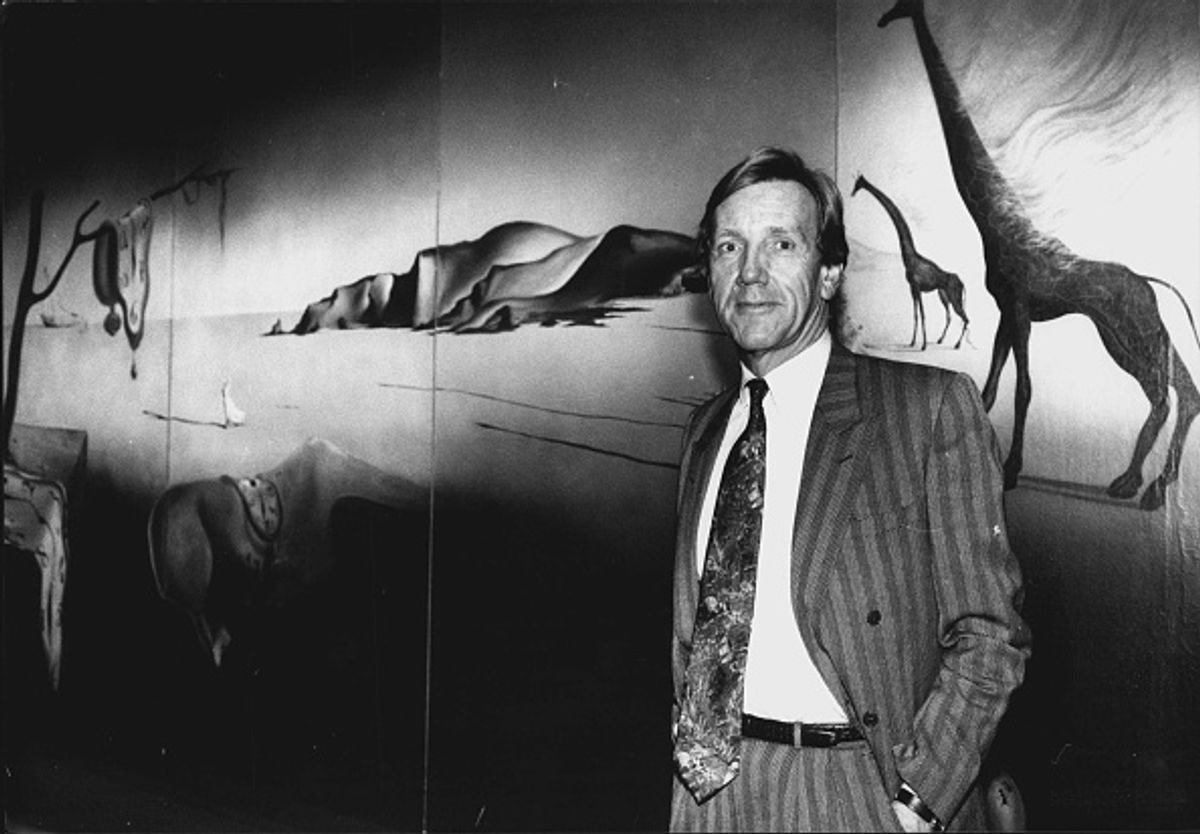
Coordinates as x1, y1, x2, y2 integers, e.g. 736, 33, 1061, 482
741, 714, 865, 748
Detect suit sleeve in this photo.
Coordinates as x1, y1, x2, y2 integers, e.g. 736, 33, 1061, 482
676, 405, 700, 739
670, 397, 724, 731
893, 372, 1031, 822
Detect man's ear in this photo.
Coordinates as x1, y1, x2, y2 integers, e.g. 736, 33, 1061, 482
818, 264, 845, 301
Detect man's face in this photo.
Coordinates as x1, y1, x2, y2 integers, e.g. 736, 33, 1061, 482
708, 179, 842, 376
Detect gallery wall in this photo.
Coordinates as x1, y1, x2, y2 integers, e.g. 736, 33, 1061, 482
835, 2, 1199, 827
4, 1, 1198, 830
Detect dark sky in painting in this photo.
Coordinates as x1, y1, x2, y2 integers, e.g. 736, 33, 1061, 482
437, 1, 838, 241
2, 4, 440, 192
2, 2, 839, 321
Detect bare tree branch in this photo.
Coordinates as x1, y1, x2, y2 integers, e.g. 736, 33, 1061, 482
4, 191, 46, 455
31, 199, 102, 304
148, 164, 237, 245
5, 165, 238, 455
149, 164, 236, 202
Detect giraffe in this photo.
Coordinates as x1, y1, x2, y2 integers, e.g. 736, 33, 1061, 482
852, 174, 970, 350
878, 0, 1200, 511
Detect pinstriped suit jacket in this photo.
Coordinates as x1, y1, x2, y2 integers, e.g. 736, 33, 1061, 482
672, 342, 1030, 828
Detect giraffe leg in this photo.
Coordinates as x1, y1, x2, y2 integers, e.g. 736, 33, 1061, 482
981, 314, 1014, 411
917, 291, 928, 350
1138, 348, 1198, 510
949, 284, 969, 349
910, 289, 921, 348
936, 288, 952, 344
1003, 309, 1033, 490
1087, 294, 1176, 502
1107, 376, 1169, 502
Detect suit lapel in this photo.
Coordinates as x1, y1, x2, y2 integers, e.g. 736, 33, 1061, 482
791, 346, 877, 626
674, 388, 736, 644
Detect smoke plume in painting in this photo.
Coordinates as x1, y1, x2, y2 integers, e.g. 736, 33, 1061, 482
940, 0, 1198, 231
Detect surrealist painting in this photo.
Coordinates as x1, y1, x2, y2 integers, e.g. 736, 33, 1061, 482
4, 1, 1197, 829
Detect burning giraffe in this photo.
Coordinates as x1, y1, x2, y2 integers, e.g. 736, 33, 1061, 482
878, 0, 1200, 510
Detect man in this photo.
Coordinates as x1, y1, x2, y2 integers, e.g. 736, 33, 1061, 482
670, 147, 1029, 832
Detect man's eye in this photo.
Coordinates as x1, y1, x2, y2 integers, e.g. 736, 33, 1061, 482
774, 238, 796, 251
716, 241, 740, 255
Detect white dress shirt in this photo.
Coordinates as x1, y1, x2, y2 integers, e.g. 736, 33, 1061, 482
694, 332, 848, 722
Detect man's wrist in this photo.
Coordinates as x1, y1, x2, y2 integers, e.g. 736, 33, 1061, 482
894, 783, 944, 832
891, 800, 931, 833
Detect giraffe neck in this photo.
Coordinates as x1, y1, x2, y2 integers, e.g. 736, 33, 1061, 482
909, 8, 1019, 230
856, 177, 916, 261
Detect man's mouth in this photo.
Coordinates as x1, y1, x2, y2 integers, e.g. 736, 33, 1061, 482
735, 300, 777, 312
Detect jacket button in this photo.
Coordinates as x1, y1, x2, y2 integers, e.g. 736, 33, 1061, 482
862, 711, 879, 727
867, 609, 882, 626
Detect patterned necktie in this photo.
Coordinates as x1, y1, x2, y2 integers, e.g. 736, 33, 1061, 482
674, 377, 768, 802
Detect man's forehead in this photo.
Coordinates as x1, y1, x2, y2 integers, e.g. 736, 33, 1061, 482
714, 179, 819, 233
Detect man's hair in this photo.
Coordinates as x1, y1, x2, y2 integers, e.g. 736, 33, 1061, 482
697, 146, 849, 271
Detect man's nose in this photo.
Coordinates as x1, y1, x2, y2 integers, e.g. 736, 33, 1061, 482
738, 247, 768, 285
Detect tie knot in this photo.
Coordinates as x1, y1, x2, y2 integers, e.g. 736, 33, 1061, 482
746, 378, 768, 407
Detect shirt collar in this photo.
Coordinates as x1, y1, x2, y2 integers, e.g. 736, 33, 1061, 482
738, 331, 832, 413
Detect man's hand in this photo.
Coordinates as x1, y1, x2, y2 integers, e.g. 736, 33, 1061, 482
891, 799, 933, 833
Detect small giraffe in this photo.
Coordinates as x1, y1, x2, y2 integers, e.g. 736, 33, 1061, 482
852, 174, 969, 350
879, 0, 1200, 510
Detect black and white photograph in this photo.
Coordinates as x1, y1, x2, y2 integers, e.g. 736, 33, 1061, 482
3, 1, 1197, 830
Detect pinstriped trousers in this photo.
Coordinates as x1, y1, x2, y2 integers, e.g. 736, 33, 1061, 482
669, 738, 903, 832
